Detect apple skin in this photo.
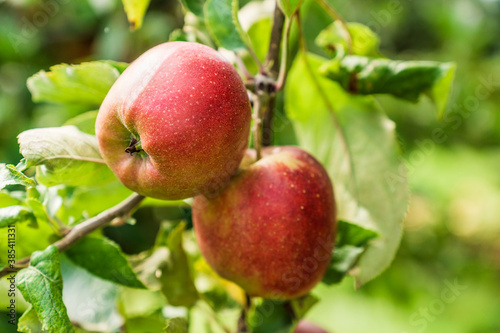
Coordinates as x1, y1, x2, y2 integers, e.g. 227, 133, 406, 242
294, 321, 329, 333
192, 146, 337, 299
96, 42, 251, 200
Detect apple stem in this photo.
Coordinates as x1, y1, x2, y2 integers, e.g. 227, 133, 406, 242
237, 294, 252, 333
125, 137, 143, 156
252, 92, 263, 160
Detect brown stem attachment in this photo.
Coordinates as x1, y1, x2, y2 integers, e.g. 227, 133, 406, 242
125, 137, 142, 156
237, 294, 252, 333
0, 193, 145, 278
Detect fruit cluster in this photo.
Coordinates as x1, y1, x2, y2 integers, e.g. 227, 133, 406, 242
96, 42, 337, 299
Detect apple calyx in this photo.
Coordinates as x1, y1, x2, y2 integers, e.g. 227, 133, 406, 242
124, 137, 143, 156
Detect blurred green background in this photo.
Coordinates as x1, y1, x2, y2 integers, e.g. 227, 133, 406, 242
1, 0, 499, 332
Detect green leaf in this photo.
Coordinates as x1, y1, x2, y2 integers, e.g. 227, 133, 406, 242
285, 53, 409, 287
321, 55, 456, 118
322, 246, 364, 285
101, 60, 129, 74
27, 62, 121, 106
278, 0, 302, 16
18, 126, 116, 187
316, 21, 382, 58
26, 198, 51, 228
60, 256, 122, 332
17, 245, 74, 333
121, 0, 152, 30
63, 110, 98, 135
290, 295, 319, 321
248, 18, 272, 62
336, 220, 379, 247
248, 299, 293, 333
323, 220, 379, 286
164, 317, 188, 333
160, 222, 198, 307
0, 191, 23, 208
0, 163, 35, 190
181, 0, 205, 17
57, 181, 132, 224
204, 0, 247, 51
248, 296, 317, 333
118, 287, 165, 318
65, 236, 145, 289
126, 316, 169, 333
0, 205, 36, 228
18, 306, 49, 333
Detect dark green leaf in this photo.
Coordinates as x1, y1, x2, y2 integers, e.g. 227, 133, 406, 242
248, 295, 317, 333
27, 62, 121, 106
322, 246, 364, 285
121, 0, 152, 30
316, 21, 381, 58
18, 126, 116, 187
65, 236, 146, 289
63, 110, 98, 135
164, 317, 188, 333
18, 306, 49, 333
17, 245, 74, 333
181, 0, 205, 17
321, 55, 456, 118
160, 222, 198, 307
285, 53, 409, 286
0, 163, 35, 190
248, 299, 293, 333
0, 205, 36, 228
204, 0, 247, 51
336, 220, 379, 247
323, 219, 379, 285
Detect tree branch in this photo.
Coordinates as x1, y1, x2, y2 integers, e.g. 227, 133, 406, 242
262, 2, 286, 147
0, 193, 145, 278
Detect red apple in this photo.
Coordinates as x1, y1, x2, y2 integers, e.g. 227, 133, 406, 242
96, 42, 251, 200
294, 320, 329, 333
193, 146, 337, 299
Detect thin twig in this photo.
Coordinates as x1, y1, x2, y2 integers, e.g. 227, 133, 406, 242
262, 1, 286, 147
0, 193, 145, 278
265, 2, 286, 75
275, 13, 295, 91
251, 92, 263, 160
237, 294, 251, 333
